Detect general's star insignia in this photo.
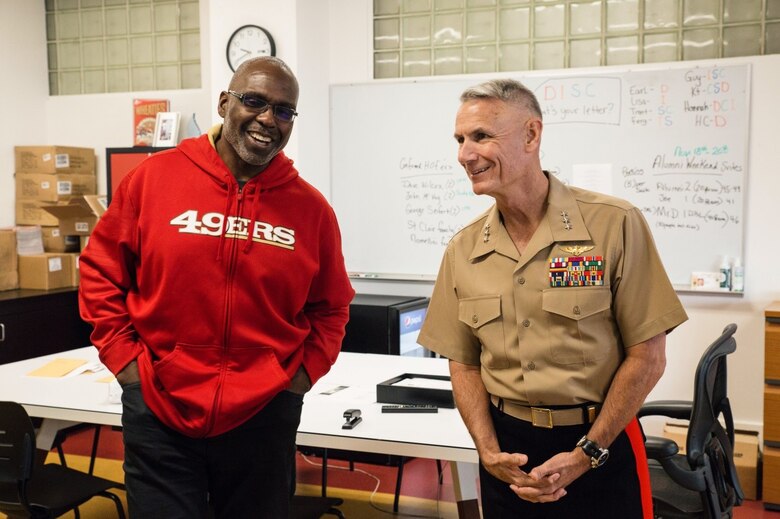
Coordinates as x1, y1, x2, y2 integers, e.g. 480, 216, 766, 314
559, 244, 595, 255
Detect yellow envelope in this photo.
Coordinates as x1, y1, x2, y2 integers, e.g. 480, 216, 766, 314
27, 358, 87, 378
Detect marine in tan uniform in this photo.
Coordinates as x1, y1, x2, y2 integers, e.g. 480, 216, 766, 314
418, 79, 688, 518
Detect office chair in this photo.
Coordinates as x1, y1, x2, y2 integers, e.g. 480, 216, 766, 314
637, 323, 744, 518
0, 401, 126, 519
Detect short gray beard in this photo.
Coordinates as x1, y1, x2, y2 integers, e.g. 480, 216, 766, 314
224, 122, 270, 166
234, 139, 266, 166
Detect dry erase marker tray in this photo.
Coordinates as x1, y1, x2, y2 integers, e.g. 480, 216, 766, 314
376, 373, 455, 409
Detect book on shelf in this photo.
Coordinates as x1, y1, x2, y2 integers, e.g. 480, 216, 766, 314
133, 99, 170, 146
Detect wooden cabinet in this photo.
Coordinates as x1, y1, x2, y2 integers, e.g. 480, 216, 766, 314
766, 448, 780, 507
0, 288, 92, 365
764, 302, 780, 508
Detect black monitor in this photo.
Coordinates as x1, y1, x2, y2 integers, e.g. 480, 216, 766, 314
341, 294, 431, 357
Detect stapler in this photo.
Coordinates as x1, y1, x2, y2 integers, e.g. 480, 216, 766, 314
342, 408, 362, 429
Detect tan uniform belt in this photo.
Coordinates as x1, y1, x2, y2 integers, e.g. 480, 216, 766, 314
490, 395, 600, 428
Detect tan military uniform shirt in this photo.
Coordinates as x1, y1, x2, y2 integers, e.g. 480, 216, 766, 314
418, 173, 688, 406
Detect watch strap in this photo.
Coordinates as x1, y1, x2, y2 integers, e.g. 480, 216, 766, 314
577, 436, 609, 468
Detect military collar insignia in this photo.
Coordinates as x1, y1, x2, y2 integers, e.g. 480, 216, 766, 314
560, 211, 573, 230
559, 244, 595, 255
483, 223, 491, 243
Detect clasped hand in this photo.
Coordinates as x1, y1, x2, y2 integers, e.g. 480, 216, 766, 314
483, 449, 590, 503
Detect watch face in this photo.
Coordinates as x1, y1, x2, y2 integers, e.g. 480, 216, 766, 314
226, 25, 276, 72
593, 450, 609, 468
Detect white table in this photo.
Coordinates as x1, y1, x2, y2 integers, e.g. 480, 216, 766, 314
0, 348, 481, 518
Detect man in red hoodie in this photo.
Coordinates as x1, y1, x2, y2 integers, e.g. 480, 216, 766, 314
79, 57, 355, 518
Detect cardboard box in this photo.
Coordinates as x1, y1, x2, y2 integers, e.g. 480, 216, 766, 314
65, 252, 80, 286
14, 146, 96, 175
40, 196, 106, 236
18, 253, 72, 290
0, 229, 19, 291
82, 194, 107, 218
15, 200, 61, 227
16, 173, 97, 202
41, 226, 80, 253
663, 423, 759, 499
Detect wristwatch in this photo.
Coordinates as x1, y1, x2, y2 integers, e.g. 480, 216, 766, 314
577, 436, 609, 468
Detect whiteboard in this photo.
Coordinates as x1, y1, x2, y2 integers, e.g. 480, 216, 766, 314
330, 63, 750, 285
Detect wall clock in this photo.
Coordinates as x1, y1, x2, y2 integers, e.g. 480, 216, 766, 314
226, 25, 276, 72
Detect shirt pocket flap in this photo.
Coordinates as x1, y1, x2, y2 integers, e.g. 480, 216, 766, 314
458, 296, 501, 330
542, 287, 611, 321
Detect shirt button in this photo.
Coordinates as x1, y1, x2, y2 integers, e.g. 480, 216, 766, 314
522, 319, 530, 327
573, 305, 581, 315
517, 277, 526, 285
472, 314, 478, 324
527, 361, 536, 370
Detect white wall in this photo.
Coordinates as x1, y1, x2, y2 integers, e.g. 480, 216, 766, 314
0, 1, 48, 228
1, 0, 778, 438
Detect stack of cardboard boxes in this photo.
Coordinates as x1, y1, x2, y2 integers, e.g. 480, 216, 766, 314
9, 146, 105, 291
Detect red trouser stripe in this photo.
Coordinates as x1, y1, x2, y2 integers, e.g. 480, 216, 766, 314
626, 417, 653, 518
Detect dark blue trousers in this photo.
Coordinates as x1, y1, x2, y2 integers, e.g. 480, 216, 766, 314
121, 383, 303, 519
480, 402, 649, 519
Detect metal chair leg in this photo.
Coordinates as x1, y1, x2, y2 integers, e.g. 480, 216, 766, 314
393, 456, 405, 513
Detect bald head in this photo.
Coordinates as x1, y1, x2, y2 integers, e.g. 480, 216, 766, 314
230, 56, 299, 96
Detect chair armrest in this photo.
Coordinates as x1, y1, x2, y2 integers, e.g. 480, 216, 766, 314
637, 400, 692, 420
645, 435, 679, 460
644, 435, 707, 492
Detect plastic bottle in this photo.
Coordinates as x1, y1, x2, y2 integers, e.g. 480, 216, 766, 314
719, 256, 731, 290
731, 257, 744, 292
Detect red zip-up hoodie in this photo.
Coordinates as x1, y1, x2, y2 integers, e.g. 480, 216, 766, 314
79, 130, 354, 438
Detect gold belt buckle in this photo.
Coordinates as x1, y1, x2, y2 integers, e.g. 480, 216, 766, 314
531, 407, 554, 428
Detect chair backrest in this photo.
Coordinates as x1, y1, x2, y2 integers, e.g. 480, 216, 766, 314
0, 401, 36, 515
684, 323, 744, 512
0, 402, 36, 484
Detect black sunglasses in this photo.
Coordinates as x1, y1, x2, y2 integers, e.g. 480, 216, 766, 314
227, 90, 298, 123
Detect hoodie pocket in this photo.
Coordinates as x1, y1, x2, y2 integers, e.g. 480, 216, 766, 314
151, 343, 223, 423
219, 345, 289, 412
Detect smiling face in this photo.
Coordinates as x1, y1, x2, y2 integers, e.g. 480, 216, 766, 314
217, 58, 299, 177
454, 98, 542, 201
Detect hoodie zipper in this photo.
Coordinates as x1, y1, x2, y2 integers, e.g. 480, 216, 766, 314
206, 184, 243, 436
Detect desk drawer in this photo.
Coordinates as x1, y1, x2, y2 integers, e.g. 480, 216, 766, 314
767, 321, 780, 382
765, 446, 780, 505
765, 386, 780, 445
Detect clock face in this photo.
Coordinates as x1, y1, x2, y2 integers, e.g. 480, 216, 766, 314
226, 25, 276, 72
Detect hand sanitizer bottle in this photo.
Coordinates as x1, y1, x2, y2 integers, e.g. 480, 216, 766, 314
731, 257, 744, 292
719, 256, 731, 290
